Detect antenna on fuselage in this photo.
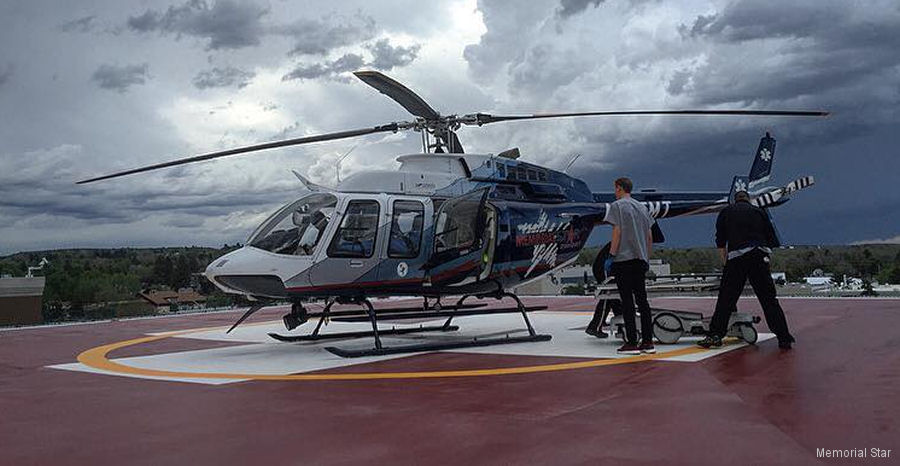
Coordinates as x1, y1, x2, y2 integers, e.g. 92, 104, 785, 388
563, 153, 582, 174
335, 144, 358, 183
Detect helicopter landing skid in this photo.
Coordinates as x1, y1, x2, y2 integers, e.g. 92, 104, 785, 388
321, 293, 552, 358
324, 333, 552, 358
268, 324, 459, 342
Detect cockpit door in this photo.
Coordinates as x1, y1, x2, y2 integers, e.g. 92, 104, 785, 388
375, 197, 432, 285
308, 196, 385, 288
427, 188, 493, 286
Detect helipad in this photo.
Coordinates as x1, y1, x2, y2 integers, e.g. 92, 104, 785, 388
2, 296, 898, 465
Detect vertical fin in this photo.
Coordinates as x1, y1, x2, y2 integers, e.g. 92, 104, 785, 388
748, 132, 776, 187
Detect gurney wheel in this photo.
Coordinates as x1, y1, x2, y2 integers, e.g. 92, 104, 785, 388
653, 312, 683, 344
739, 324, 758, 344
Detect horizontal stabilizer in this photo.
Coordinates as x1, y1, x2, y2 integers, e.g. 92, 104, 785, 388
752, 175, 815, 208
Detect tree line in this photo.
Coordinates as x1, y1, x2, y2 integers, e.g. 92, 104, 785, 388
0, 245, 242, 321
575, 244, 900, 284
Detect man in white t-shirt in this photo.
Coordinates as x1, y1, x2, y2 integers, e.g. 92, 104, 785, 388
605, 177, 655, 355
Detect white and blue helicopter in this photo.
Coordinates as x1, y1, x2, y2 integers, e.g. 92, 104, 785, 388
79, 71, 825, 357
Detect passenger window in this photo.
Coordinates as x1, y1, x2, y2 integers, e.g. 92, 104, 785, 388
327, 200, 380, 258
497, 164, 506, 179
527, 169, 537, 181
506, 164, 516, 180
388, 200, 424, 259
434, 191, 484, 254
516, 166, 527, 180
538, 171, 547, 182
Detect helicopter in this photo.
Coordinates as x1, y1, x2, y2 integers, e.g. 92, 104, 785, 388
78, 70, 827, 357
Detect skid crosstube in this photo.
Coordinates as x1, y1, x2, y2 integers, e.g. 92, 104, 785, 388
330, 305, 547, 322
324, 334, 552, 358
268, 324, 459, 342
305, 302, 488, 320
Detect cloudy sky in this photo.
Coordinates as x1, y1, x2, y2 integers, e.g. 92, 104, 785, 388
1, 0, 898, 255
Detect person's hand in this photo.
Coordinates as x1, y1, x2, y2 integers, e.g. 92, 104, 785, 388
604, 255, 615, 275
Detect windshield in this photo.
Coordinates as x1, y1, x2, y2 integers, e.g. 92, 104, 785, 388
248, 193, 338, 256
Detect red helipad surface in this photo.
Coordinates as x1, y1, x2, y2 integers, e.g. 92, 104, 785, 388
1, 297, 897, 465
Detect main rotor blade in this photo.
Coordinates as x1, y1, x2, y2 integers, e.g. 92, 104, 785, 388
354, 70, 441, 120
77, 123, 399, 184
466, 109, 830, 126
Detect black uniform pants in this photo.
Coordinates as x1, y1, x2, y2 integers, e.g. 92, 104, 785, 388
710, 249, 794, 343
612, 259, 652, 344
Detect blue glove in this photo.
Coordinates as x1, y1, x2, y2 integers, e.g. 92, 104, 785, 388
603, 256, 615, 276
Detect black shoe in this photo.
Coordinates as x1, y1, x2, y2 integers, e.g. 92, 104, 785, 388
697, 335, 723, 348
585, 327, 609, 338
778, 340, 793, 350
617, 343, 641, 355
638, 341, 656, 354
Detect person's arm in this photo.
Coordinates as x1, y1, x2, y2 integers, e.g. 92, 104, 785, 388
762, 210, 781, 248
607, 203, 621, 256
610, 225, 621, 256
715, 209, 728, 264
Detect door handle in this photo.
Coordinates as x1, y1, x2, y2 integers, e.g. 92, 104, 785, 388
350, 260, 364, 268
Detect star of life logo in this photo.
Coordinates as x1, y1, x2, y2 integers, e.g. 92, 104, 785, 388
758, 148, 772, 162
733, 179, 748, 193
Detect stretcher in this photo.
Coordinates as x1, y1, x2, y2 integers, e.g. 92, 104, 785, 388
592, 274, 761, 344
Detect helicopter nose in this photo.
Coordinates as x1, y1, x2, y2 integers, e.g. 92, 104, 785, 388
204, 247, 313, 298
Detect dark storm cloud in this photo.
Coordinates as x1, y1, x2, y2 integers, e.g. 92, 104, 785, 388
91, 63, 150, 92
666, 69, 691, 96
282, 39, 421, 82
680, 13, 717, 38
556, 0, 604, 19
677, 0, 900, 107
192, 66, 256, 89
276, 14, 376, 55
0, 63, 12, 88
60, 15, 97, 33
127, 0, 268, 50
464, 0, 900, 245
366, 39, 420, 71
464, 0, 555, 83
283, 54, 365, 81
0, 144, 299, 227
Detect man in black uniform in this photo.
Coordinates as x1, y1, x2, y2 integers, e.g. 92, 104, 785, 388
698, 190, 796, 349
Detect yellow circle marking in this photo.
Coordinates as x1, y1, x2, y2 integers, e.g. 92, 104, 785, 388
77, 321, 711, 381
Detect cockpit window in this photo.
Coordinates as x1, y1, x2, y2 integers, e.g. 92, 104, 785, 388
248, 193, 337, 256
327, 200, 380, 258
388, 200, 424, 259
